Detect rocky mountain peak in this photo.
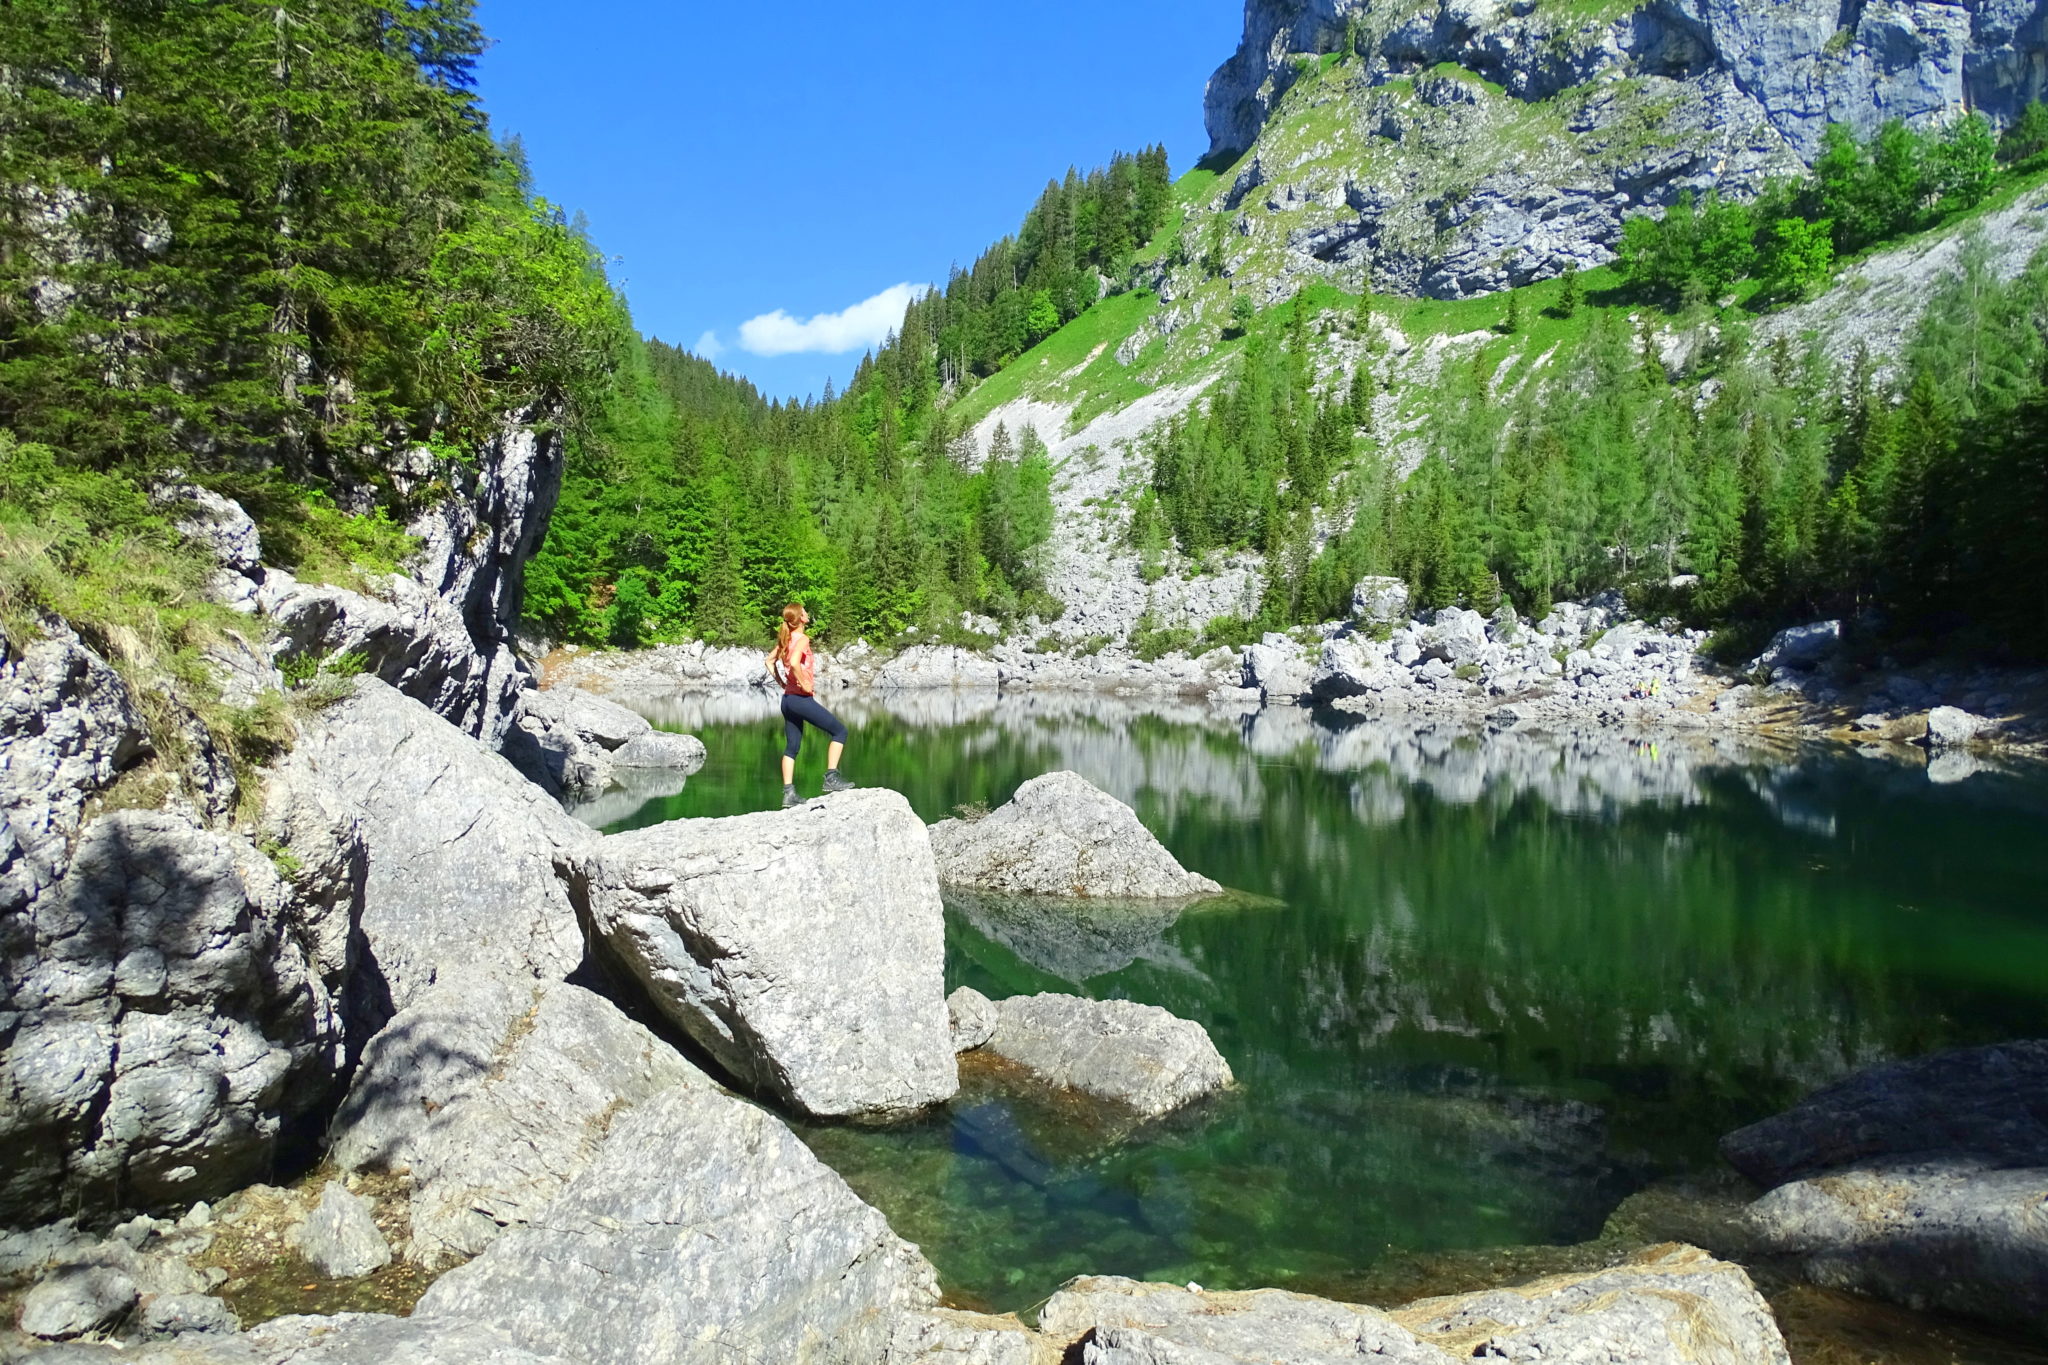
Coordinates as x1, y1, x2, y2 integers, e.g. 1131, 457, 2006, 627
1192, 0, 2047, 300
1208, 0, 2048, 162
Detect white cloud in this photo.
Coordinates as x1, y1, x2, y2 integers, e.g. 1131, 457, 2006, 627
737, 283, 930, 357
693, 330, 724, 360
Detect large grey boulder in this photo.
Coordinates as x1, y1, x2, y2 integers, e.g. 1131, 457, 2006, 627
500, 687, 702, 797
1039, 1244, 1788, 1363
1926, 705, 1990, 747
287, 1183, 389, 1280
589, 789, 956, 1121
268, 680, 593, 1027
329, 973, 708, 1267
1309, 636, 1398, 701
151, 484, 262, 579
499, 687, 618, 798
611, 729, 706, 771
2, 805, 356, 1224
17, 1263, 140, 1340
1350, 576, 1409, 627
1746, 1159, 2048, 1334
982, 993, 1233, 1119
414, 1084, 942, 1365
926, 772, 1220, 900
134, 1292, 240, 1341
1240, 638, 1312, 702
1720, 1040, 2048, 1188
1755, 619, 1841, 670
260, 571, 525, 750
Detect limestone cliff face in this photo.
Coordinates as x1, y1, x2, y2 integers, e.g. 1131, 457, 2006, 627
1209, 0, 2048, 158
1199, 0, 2048, 297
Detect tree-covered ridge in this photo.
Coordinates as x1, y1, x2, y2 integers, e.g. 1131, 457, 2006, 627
917, 146, 1174, 385
526, 146, 1181, 650
1138, 244, 2048, 662
525, 342, 1056, 649
1615, 111, 2043, 305
0, 0, 624, 489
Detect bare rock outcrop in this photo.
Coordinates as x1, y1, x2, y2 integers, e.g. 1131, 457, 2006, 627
329, 972, 709, 1267
414, 1084, 942, 1365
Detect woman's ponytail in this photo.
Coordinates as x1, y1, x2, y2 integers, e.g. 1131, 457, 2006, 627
775, 603, 804, 665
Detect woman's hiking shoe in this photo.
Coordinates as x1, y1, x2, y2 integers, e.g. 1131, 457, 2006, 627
781, 785, 802, 809
822, 770, 856, 795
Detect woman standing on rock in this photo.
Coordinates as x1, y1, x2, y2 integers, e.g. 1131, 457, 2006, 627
767, 603, 854, 808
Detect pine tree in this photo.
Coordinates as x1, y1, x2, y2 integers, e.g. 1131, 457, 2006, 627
1553, 268, 1582, 319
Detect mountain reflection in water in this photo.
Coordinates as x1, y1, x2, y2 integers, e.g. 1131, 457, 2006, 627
577, 690, 2048, 1311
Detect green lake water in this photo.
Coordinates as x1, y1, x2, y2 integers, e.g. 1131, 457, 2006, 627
583, 692, 2048, 1314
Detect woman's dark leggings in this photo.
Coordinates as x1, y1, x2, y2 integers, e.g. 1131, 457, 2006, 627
780, 693, 848, 759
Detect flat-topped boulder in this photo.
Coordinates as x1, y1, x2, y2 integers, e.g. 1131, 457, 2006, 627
329, 972, 710, 1267
969, 992, 1232, 1120
589, 789, 956, 1121
927, 771, 1220, 899
415, 1084, 941, 1365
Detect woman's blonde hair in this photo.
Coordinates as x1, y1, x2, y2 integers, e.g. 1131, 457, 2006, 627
774, 604, 806, 663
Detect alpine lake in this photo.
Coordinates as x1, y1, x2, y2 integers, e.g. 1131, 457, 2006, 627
577, 689, 2048, 1360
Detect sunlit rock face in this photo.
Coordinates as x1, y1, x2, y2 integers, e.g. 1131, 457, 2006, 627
1198, 0, 2048, 298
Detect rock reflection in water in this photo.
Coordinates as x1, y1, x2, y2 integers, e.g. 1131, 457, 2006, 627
944, 887, 1210, 986
562, 764, 692, 829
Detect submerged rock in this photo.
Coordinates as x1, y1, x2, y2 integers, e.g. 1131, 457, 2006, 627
982, 992, 1233, 1119
927, 771, 1220, 899
329, 973, 708, 1267
589, 789, 956, 1121
414, 1084, 941, 1365
1723, 1040, 2048, 1334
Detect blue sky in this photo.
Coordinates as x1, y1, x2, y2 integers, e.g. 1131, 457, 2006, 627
474, 1, 1244, 400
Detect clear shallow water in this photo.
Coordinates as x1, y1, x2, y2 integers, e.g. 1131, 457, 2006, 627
586, 692, 2048, 1313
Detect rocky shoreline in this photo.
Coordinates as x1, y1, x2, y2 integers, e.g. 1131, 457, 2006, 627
540, 578, 2048, 770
